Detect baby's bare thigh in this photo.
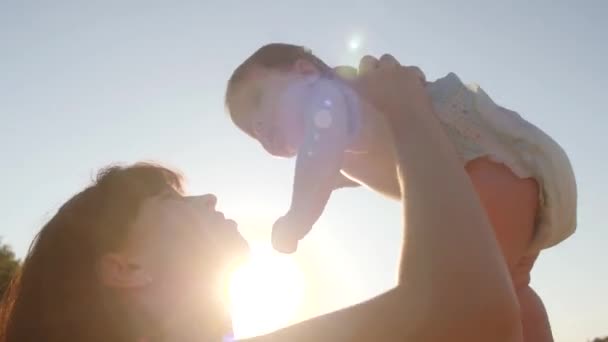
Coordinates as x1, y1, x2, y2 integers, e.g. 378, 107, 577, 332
465, 157, 539, 270
518, 285, 554, 342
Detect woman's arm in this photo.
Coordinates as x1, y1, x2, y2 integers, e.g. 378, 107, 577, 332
243, 57, 521, 342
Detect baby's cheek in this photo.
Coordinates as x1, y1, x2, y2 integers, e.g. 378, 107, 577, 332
278, 111, 306, 150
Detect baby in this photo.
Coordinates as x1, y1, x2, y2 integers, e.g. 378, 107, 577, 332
225, 43, 577, 341
225, 42, 575, 248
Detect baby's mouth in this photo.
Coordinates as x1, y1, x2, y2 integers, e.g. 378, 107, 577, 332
273, 146, 295, 158
272, 130, 304, 157
266, 135, 295, 157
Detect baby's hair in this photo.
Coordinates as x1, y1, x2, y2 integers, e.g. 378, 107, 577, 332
225, 43, 334, 136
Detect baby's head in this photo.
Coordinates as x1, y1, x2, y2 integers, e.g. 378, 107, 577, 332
225, 43, 336, 157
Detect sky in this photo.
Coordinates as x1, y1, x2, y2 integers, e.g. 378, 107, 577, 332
1, 0, 607, 340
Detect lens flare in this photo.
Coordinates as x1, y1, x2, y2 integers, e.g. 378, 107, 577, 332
229, 244, 305, 337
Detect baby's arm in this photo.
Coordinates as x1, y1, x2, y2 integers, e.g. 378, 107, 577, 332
333, 173, 360, 189
290, 121, 346, 224
271, 80, 352, 253
332, 65, 362, 193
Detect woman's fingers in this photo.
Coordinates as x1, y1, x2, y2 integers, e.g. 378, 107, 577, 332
373, 53, 426, 83
354, 54, 432, 124
333, 65, 358, 81
358, 55, 379, 76
378, 54, 400, 68
405, 65, 426, 83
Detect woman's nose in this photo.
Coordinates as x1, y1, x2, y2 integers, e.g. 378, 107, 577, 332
188, 194, 217, 211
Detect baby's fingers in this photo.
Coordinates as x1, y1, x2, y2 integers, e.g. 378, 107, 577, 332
404, 65, 426, 83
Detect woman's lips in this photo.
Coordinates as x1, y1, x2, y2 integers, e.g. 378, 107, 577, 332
213, 213, 248, 252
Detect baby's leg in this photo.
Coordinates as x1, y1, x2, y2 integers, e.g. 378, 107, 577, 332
518, 284, 554, 342
465, 157, 538, 271
512, 254, 554, 342
466, 157, 553, 342
427, 72, 571, 341
428, 72, 577, 252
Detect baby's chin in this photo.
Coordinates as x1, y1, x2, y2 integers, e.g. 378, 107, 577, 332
278, 147, 298, 158
258, 131, 302, 158
268, 143, 298, 158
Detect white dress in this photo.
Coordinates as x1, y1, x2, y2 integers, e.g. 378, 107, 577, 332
427, 73, 577, 252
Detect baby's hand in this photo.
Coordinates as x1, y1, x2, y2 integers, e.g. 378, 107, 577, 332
271, 215, 307, 253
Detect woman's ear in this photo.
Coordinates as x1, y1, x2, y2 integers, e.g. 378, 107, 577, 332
98, 253, 152, 289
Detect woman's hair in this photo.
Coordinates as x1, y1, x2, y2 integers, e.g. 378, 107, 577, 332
0, 163, 183, 342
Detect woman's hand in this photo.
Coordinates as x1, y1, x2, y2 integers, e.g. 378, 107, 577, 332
354, 54, 430, 129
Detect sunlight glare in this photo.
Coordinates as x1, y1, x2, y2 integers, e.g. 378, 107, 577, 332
229, 244, 305, 337
348, 35, 362, 51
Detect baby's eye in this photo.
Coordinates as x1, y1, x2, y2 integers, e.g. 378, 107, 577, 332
252, 88, 263, 107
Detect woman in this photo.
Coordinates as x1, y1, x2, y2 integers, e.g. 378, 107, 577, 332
0, 57, 520, 341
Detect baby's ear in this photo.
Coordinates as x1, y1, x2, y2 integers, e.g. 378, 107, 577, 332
294, 58, 320, 76
334, 65, 358, 81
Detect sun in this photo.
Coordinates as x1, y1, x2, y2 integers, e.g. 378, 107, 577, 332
348, 35, 362, 51
228, 243, 305, 338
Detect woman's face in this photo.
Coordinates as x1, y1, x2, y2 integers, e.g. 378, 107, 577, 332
100, 192, 249, 337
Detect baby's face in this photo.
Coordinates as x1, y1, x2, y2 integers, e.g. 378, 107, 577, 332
229, 68, 313, 158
